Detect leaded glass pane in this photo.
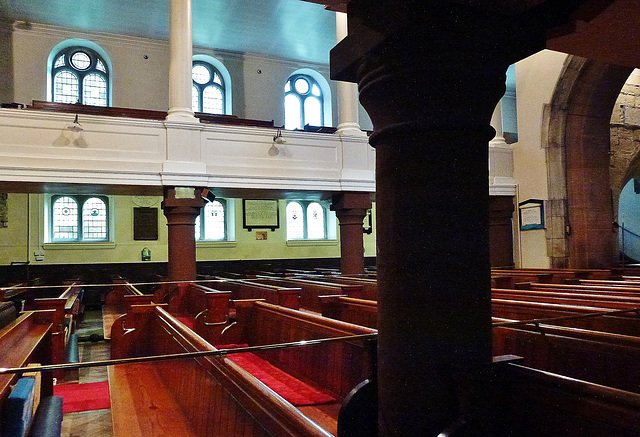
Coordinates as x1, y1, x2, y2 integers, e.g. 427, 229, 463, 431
71, 51, 91, 70
54, 55, 66, 68
294, 77, 309, 94
96, 60, 106, 73
82, 197, 107, 240
307, 202, 325, 239
54, 71, 79, 104
202, 86, 223, 114
53, 197, 78, 240
192, 85, 200, 112
284, 82, 291, 92
286, 202, 304, 240
203, 200, 225, 240
304, 97, 322, 127
311, 84, 321, 97
83, 74, 107, 106
192, 64, 210, 84
285, 94, 302, 130
213, 73, 222, 85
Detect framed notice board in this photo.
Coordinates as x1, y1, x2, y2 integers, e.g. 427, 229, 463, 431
243, 199, 279, 231
519, 199, 545, 230
133, 207, 158, 240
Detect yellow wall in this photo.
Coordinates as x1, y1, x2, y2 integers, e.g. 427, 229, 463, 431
0, 193, 376, 266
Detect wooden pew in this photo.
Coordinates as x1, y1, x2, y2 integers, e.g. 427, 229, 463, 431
491, 288, 640, 310
247, 277, 365, 313
198, 278, 301, 309
493, 318, 640, 393
319, 295, 378, 329
303, 276, 378, 301
492, 298, 640, 336
109, 304, 334, 437
0, 311, 56, 414
481, 360, 640, 436
103, 279, 153, 339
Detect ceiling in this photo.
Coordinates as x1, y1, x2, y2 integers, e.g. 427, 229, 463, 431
0, 0, 338, 65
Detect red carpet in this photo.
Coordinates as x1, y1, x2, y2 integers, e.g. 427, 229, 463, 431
219, 344, 336, 406
53, 381, 111, 413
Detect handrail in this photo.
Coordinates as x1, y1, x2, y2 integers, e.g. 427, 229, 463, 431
0, 332, 378, 375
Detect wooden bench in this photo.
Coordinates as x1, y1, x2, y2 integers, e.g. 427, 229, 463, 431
483, 360, 640, 436
493, 318, 640, 393
109, 304, 334, 437
0, 310, 57, 426
198, 278, 301, 310
491, 288, 640, 310
319, 295, 378, 329
248, 277, 365, 313
294, 275, 378, 301
103, 279, 152, 339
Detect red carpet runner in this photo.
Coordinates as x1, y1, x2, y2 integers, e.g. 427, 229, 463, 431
220, 344, 336, 406
53, 381, 111, 413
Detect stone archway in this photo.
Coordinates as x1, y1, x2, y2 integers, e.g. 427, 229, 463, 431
542, 56, 632, 268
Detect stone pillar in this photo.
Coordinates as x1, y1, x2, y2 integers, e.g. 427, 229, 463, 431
331, 3, 529, 435
161, 187, 205, 282
335, 12, 366, 137
331, 192, 372, 274
166, 0, 198, 123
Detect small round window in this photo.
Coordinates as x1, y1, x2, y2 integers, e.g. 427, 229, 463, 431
71, 51, 91, 70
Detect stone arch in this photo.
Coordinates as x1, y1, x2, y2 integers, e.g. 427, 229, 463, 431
542, 56, 632, 268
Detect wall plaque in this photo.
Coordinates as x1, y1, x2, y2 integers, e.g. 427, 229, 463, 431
243, 199, 279, 231
134, 207, 158, 240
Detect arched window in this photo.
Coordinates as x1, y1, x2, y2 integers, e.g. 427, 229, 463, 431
192, 61, 225, 114
51, 195, 108, 242
51, 47, 109, 106
286, 201, 329, 240
195, 199, 227, 241
284, 74, 324, 130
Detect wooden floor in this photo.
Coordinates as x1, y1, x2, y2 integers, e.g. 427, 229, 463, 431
60, 308, 113, 437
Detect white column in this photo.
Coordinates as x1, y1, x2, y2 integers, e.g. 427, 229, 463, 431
489, 100, 515, 192
335, 12, 366, 136
166, 0, 199, 123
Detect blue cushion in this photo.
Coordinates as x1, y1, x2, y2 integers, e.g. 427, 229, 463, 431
3, 377, 36, 437
28, 396, 63, 437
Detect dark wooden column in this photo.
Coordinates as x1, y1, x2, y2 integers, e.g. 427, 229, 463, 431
331, 2, 540, 435
161, 187, 205, 282
331, 192, 372, 275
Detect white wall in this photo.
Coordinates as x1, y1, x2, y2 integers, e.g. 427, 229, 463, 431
513, 49, 568, 268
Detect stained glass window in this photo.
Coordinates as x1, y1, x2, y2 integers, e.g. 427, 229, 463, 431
51, 46, 109, 106
51, 195, 109, 242
284, 74, 324, 130
286, 201, 329, 240
307, 202, 326, 239
286, 202, 304, 240
192, 61, 225, 114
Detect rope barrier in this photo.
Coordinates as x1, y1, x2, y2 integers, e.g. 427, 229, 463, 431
0, 332, 377, 376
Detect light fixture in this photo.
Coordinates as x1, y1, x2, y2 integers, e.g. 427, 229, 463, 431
66, 114, 83, 132
273, 128, 286, 144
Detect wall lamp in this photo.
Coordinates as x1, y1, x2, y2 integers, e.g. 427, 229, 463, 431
269, 128, 285, 156
66, 114, 83, 132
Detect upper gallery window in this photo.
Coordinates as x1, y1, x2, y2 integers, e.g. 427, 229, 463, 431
51, 195, 109, 242
192, 61, 225, 114
52, 47, 109, 106
284, 74, 324, 130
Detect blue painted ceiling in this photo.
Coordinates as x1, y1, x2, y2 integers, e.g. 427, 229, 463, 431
0, 0, 337, 64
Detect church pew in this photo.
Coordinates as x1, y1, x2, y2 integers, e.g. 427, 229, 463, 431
319, 295, 377, 329
198, 278, 301, 309
301, 276, 378, 301
103, 279, 153, 339
492, 298, 640, 336
247, 277, 365, 313
483, 360, 640, 436
491, 288, 640, 310
0, 311, 56, 417
109, 304, 334, 437
159, 282, 232, 342
492, 267, 617, 281
224, 300, 376, 405
493, 318, 640, 393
